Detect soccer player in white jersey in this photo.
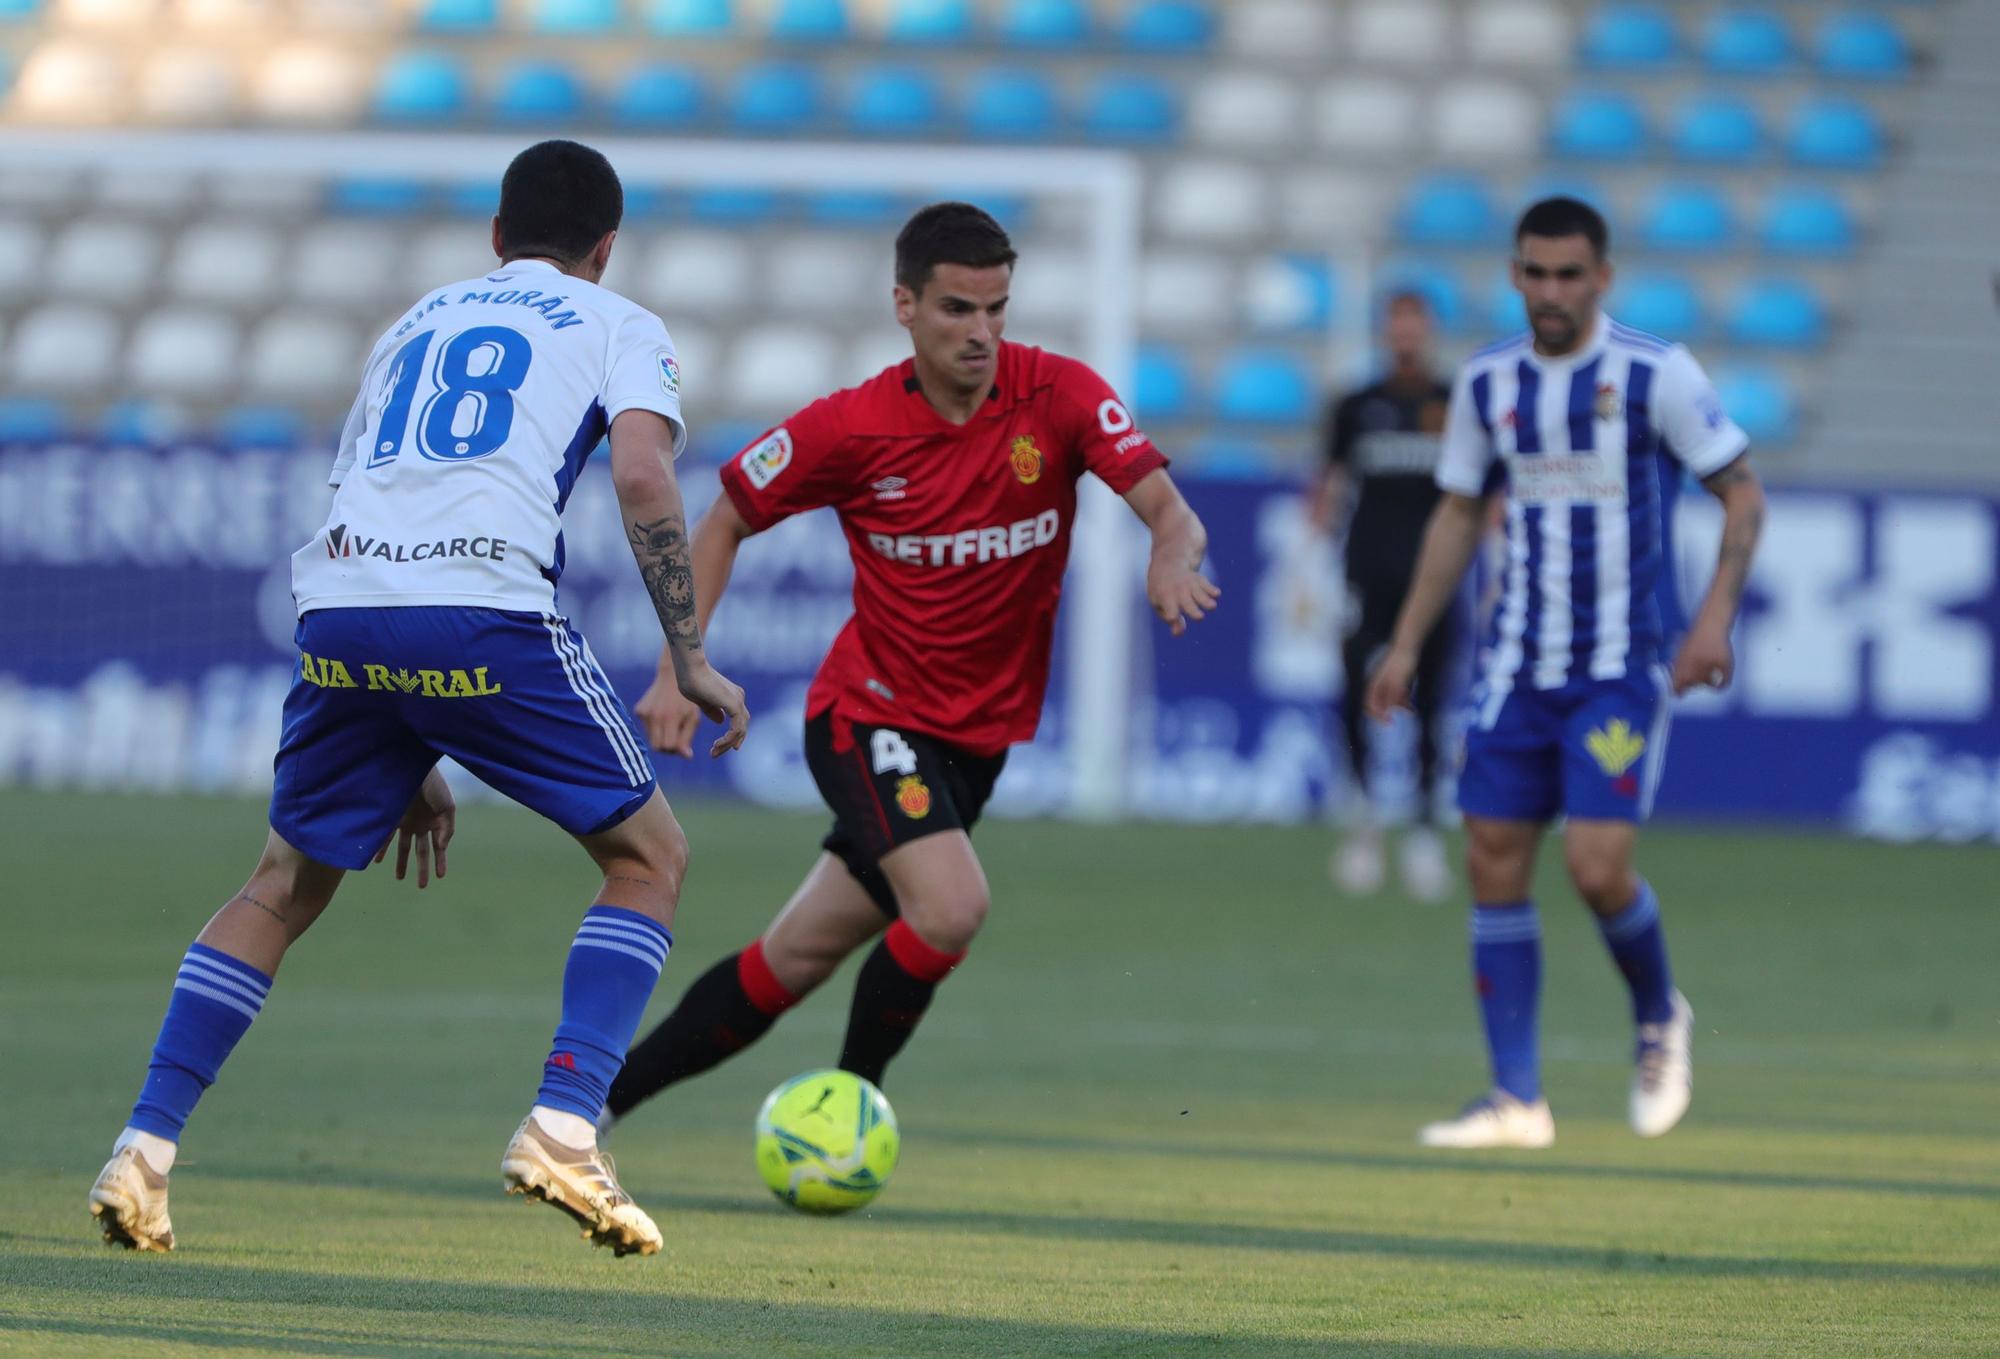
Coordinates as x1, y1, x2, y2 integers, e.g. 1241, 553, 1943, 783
87, 140, 747, 1256
1368, 197, 1765, 1149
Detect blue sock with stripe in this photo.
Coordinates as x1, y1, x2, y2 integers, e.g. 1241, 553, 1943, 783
1471, 902, 1543, 1104
128, 943, 273, 1141
1598, 879, 1674, 1025
537, 906, 672, 1121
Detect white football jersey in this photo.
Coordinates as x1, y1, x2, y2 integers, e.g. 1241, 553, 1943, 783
291, 258, 686, 615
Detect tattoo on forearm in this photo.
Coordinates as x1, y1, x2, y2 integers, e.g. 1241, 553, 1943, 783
628, 515, 703, 654
602, 874, 655, 890
233, 892, 285, 925
1714, 503, 1764, 608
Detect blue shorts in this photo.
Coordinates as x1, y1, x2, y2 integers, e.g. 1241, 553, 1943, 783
1457, 665, 1673, 824
269, 607, 657, 869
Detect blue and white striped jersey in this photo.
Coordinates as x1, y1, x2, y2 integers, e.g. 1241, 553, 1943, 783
1436, 315, 1748, 689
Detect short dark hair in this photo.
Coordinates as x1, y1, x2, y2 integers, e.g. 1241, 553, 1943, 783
1515, 195, 1610, 260
496, 139, 623, 265
894, 201, 1016, 294
1383, 289, 1431, 317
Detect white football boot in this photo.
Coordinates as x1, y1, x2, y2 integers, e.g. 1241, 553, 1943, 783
1418, 1090, 1556, 1149
1396, 827, 1453, 904
501, 1113, 661, 1257
1630, 990, 1694, 1138
1332, 827, 1387, 894
89, 1145, 175, 1252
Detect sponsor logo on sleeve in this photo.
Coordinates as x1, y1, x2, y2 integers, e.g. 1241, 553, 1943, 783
740, 428, 793, 489
658, 351, 681, 397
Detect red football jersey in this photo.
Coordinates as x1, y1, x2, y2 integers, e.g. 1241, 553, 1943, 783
719, 342, 1168, 756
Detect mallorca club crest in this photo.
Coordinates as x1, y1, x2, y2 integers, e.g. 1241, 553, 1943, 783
894, 774, 932, 819
1009, 434, 1043, 485
1594, 381, 1625, 421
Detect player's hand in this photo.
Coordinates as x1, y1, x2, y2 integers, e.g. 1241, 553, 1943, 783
1147, 557, 1221, 637
1365, 646, 1417, 723
677, 660, 750, 758
635, 669, 703, 758
375, 766, 454, 889
1670, 619, 1735, 695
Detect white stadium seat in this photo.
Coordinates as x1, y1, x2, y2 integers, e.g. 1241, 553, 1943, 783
245, 313, 361, 396
639, 232, 753, 317
11, 305, 122, 392
1005, 248, 1091, 325
253, 43, 364, 123
0, 168, 83, 210
841, 329, 915, 387
49, 220, 162, 301
405, 223, 496, 298
1316, 78, 1423, 154
1349, 0, 1451, 65
137, 46, 240, 123
293, 222, 397, 304
1466, 0, 1571, 66
170, 223, 284, 304
1225, 0, 1336, 62
727, 326, 837, 414
13, 41, 128, 122
93, 169, 198, 216
127, 308, 241, 396
0, 220, 48, 303
210, 173, 323, 215
758, 235, 881, 319
1187, 71, 1304, 148
1279, 170, 1388, 245
1137, 251, 1233, 332
661, 322, 716, 403
1433, 81, 1542, 158
1155, 162, 1267, 241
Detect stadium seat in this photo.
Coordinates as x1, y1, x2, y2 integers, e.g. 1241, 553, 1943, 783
1727, 277, 1827, 348
128, 309, 240, 396
1700, 7, 1793, 74
405, 223, 495, 296
1375, 259, 1464, 331
1397, 173, 1502, 246
847, 66, 945, 136
1713, 364, 1796, 442
417, 0, 496, 32
531, 0, 618, 33
373, 51, 469, 123
1243, 253, 1333, 333
886, 0, 972, 44
1816, 12, 1910, 80
1187, 72, 1302, 148
1281, 170, 1386, 242
1081, 75, 1178, 142
1349, 0, 1449, 65
639, 231, 752, 314
964, 69, 1058, 140
805, 190, 905, 226
1316, 78, 1421, 154
0, 0, 46, 20
1216, 347, 1312, 424
1758, 186, 1856, 257
218, 404, 306, 449
999, 0, 1088, 47
1482, 269, 1525, 335
645, 0, 732, 36
770, 0, 848, 41
1223, 0, 1331, 60
612, 64, 703, 127
1137, 250, 1232, 331
1614, 272, 1703, 339
13, 39, 126, 121
1579, 3, 1676, 68
138, 46, 238, 122
0, 397, 68, 441
729, 326, 836, 411
1465, 1, 1569, 65
763, 235, 878, 316
1121, 0, 1214, 53
1134, 342, 1195, 422
727, 61, 821, 132
1551, 90, 1645, 160
211, 172, 319, 214
0, 218, 44, 302
246, 314, 358, 397
253, 43, 363, 123
92, 168, 193, 216
1007, 248, 1091, 323
50, 220, 159, 300
1639, 182, 1736, 251
687, 187, 783, 223
293, 223, 398, 303
97, 397, 184, 444
328, 177, 430, 215
169, 223, 282, 304
1154, 162, 1265, 240
495, 61, 587, 123
1433, 81, 1540, 157
1788, 97, 1885, 168
1671, 93, 1765, 162
12, 305, 119, 391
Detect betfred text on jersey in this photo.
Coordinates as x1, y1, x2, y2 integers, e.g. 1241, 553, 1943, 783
324, 524, 507, 563
866, 509, 1061, 567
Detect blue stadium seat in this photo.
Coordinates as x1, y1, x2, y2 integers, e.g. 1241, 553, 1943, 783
1580, 4, 1677, 69
806, 190, 904, 226
0, 396, 66, 441
965, 69, 1058, 140
329, 177, 431, 215
728, 62, 822, 132
1376, 260, 1465, 333
687, 186, 783, 223
1787, 96, 1884, 168
1551, 90, 1646, 160
1700, 7, 1794, 74
1397, 173, 1502, 246
1760, 186, 1856, 255
99, 399, 182, 445
1640, 182, 1736, 251
1135, 343, 1195, 422
418, 0, 497, 34
1713, 365, 1796, 443
530, 0, 618, 33
646, 0, 733, 36
1081, 75, 1177, 142
1000, 0, 1089, 47
1728, 277, 1826, 348
444, 180, 497, 216
1483, 271, 1524, 336
1216, 348, 1312, 425
218, 405, 306, 450
495, 61, 587, 123
1245, 255, 1334, 333
887, 0, 972, 43
373, 52, 470, 123
848, 67, 944, 136
1121, 0, 1213, 52
1816, 12, 1910, 80
1615, 272, 1703, 339
1671, 93, 1765, 162
622, 186, 672, 219
612, 64, 704, 127
771, 0, 849, 41
0, 0, 46, 20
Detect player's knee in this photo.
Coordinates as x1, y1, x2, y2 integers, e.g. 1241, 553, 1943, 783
1565, 850, 1632, 912
909, 887, 988, 954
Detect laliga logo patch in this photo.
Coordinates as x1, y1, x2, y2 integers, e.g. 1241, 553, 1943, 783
741, 428, 793, 489
894, 774, 931, 819
658, 351, 681, 397
1586, 719, 1646, 778
1009, 434, 1043, 485
1595, 382, 1624, 421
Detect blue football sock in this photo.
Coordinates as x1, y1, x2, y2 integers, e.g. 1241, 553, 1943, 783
129, 943, 273, 1141
1470, 901, 1543, 1104
537, 906, 672, 1121
1598, 879, 1674, 1026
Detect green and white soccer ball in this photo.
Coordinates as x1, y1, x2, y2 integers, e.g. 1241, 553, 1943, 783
753, 1069, 899, 1214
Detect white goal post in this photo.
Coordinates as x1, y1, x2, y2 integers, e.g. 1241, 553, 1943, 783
0, 129, 1147, 817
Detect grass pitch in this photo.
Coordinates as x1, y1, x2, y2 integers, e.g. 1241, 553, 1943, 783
1, 790, 1995, 1357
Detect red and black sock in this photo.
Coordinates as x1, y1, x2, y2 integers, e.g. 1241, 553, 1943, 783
605, 939, 797, 1119
837, 919, 964, 1089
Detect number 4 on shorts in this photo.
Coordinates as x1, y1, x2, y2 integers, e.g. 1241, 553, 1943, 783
870, 729, 918, 776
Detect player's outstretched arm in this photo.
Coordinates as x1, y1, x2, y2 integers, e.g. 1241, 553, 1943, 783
607, 410, 750, 757
1123, 469, 1220, 637
1671, 454, 1766, 695
633, 494, 756, 757
1366, 491, 1485, 722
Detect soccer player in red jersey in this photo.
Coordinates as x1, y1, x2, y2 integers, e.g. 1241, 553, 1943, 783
600, 203, 1217, 1123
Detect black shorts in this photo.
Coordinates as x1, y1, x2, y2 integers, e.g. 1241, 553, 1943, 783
802, 710, 1009, 918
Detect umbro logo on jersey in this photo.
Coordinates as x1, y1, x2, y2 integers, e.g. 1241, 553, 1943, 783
872, 477, 908, 501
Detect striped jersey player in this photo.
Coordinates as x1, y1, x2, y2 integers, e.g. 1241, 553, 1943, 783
1368, 197, 1766, 1150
